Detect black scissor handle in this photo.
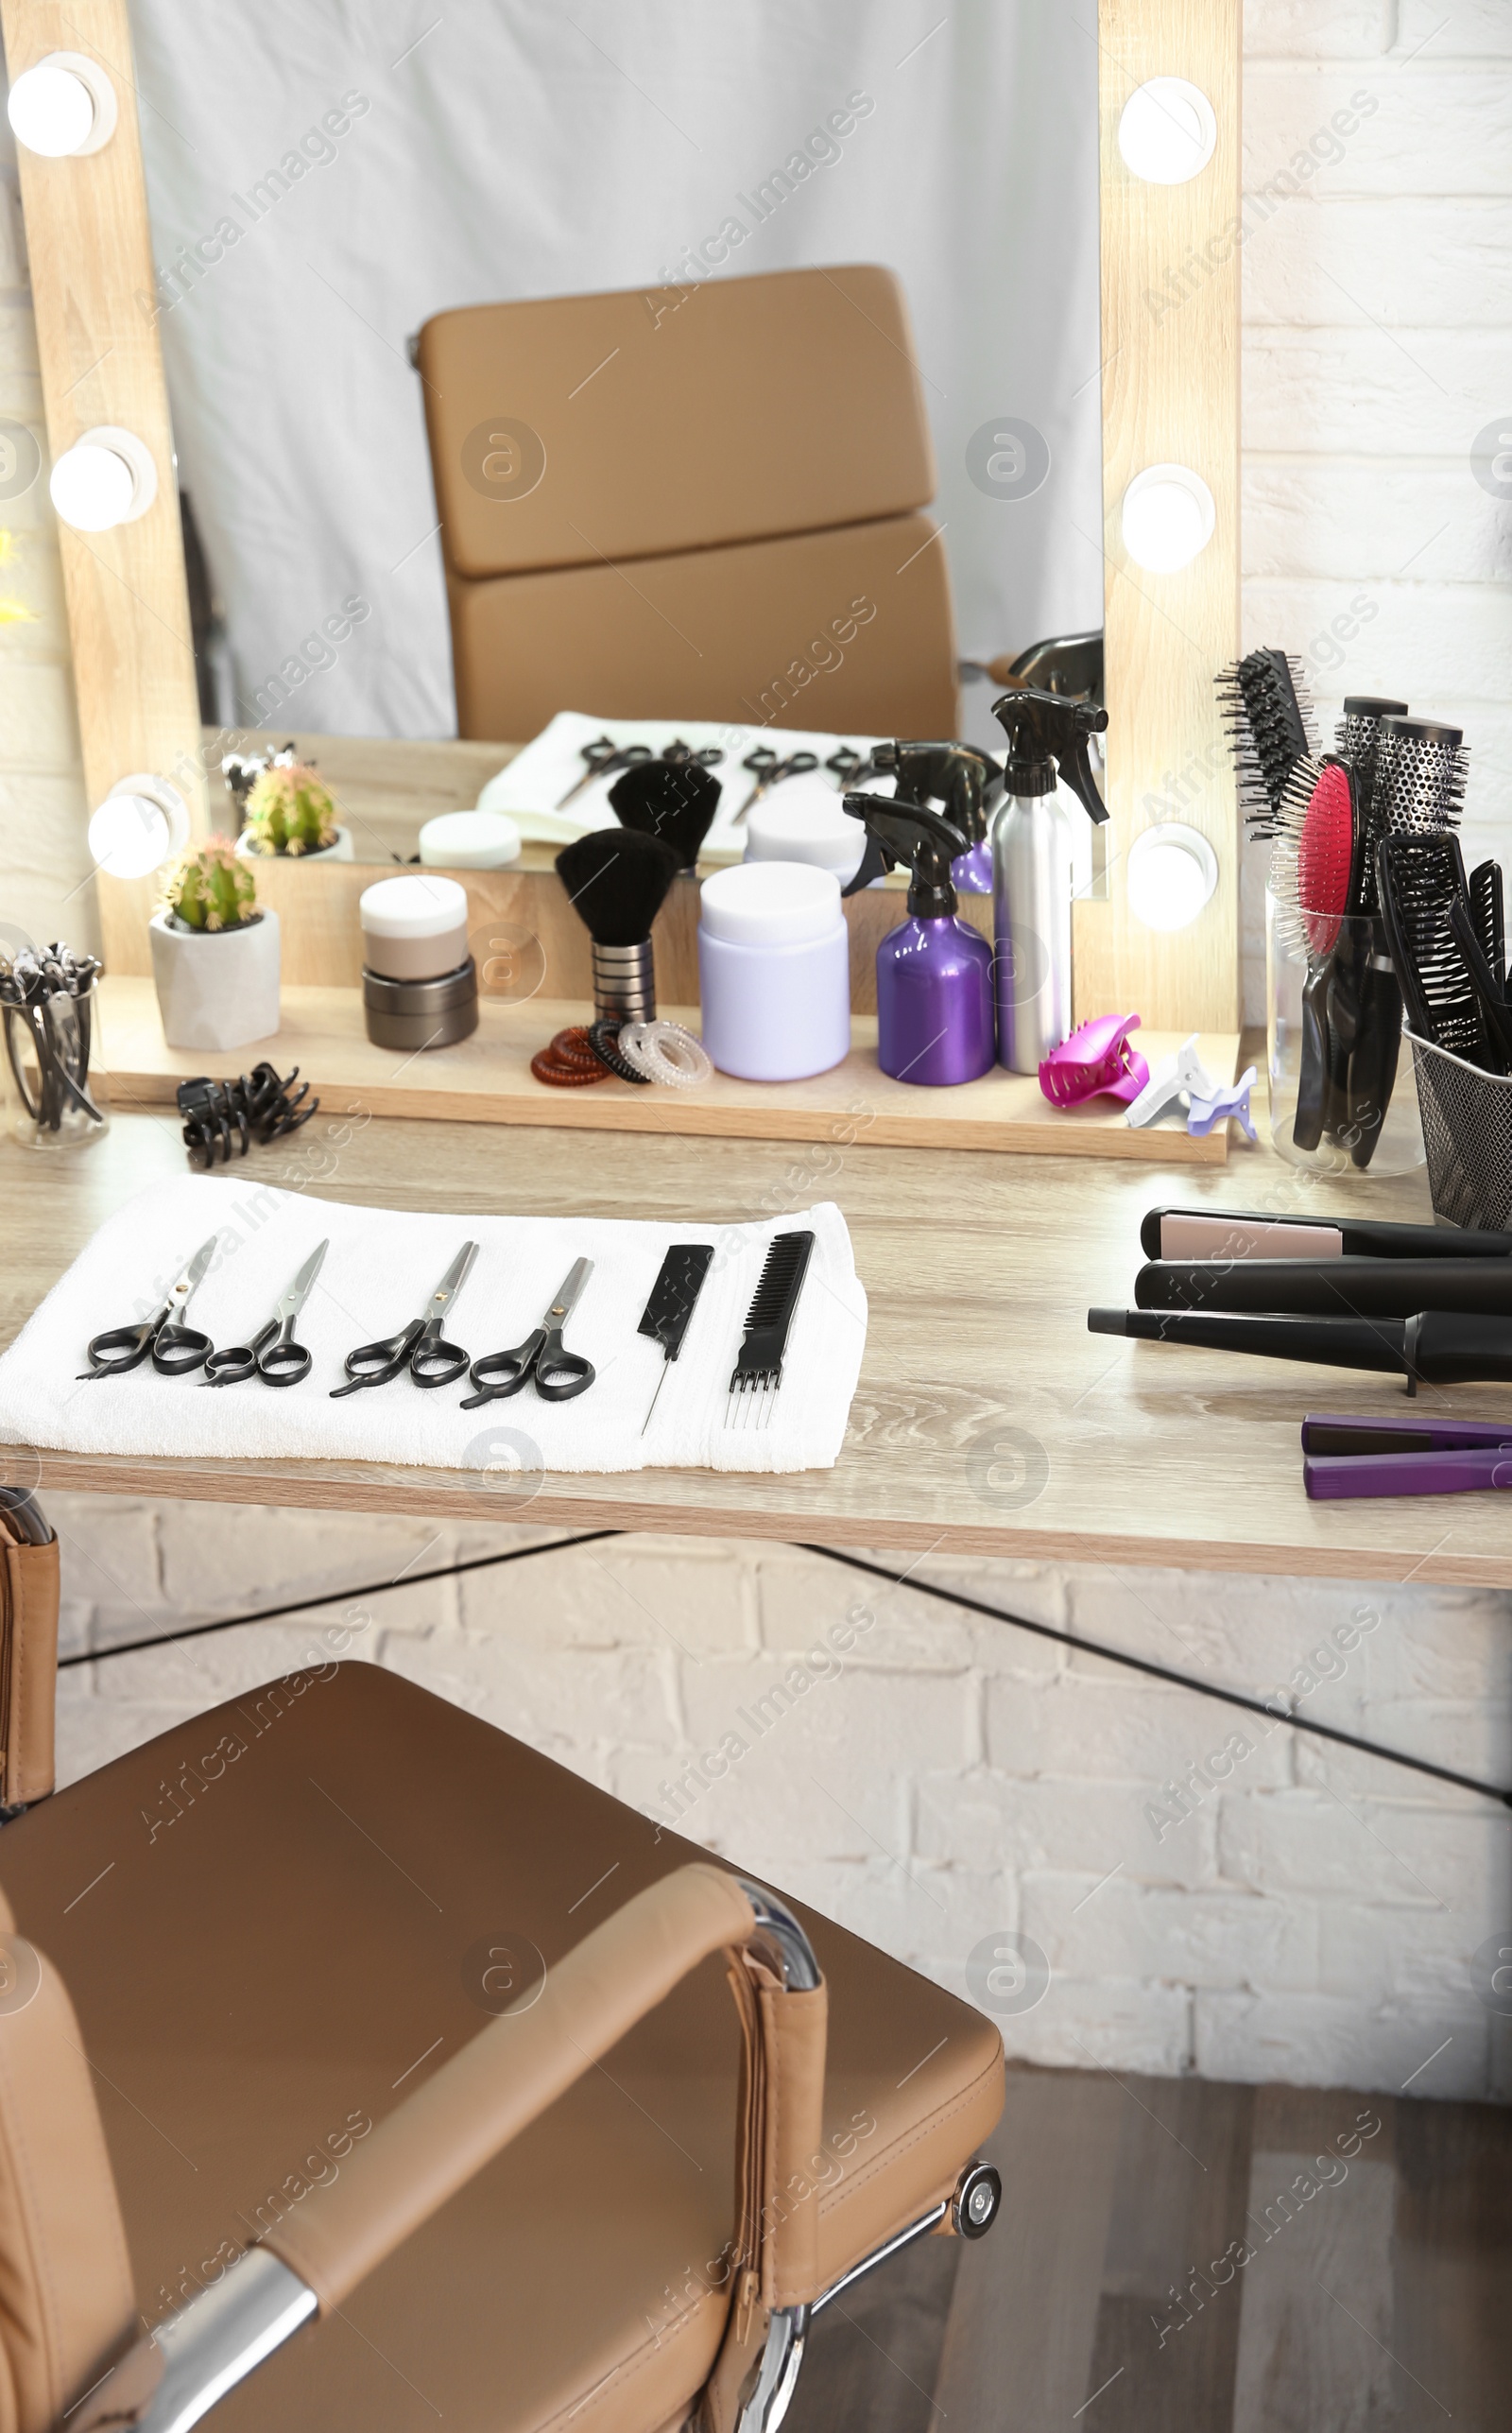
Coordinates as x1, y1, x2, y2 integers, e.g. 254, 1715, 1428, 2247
330, 1318, 424, 1398
201, 1320, 275, 1388
152, 1323, 214, 1378
410, 1327, 470, 1388
532, 1332, 595, 1402
780, 751, 819, 778
78, 1314, 161, 1380
460, 1333, 540, 1407
742, 747, 779, 776
259, 1336, 311, 1388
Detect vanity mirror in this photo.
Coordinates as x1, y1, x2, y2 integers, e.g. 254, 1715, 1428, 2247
2, 0, 1242, 1027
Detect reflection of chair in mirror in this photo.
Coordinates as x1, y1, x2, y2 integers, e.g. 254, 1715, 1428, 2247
2, 1656, 1004, 2433
416, 266, 962, 743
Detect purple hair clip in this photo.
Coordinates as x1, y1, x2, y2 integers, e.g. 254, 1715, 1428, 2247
1040, 1013, 1148, 1110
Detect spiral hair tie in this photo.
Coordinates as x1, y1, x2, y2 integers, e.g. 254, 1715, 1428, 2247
616, 1020, 713, 1089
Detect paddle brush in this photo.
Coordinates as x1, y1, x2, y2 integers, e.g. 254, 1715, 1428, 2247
556, 828, 681, 1024
1216, 647, 1317, 837
1267, 754, 1355, 1150
610, 759, 720, 872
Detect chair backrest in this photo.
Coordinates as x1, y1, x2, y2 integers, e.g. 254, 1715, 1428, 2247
417, 265, 958, 740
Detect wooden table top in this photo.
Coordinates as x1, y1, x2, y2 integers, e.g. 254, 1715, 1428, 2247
5, 1104, 1508, 1588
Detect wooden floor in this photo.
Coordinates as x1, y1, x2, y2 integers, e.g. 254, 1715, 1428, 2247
788, 2065, 1512, 2432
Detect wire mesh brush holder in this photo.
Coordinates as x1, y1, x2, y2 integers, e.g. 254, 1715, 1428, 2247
1409, 1032, 1512, 1231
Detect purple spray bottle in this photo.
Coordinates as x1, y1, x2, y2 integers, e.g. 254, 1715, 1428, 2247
841, 795, 995, 1085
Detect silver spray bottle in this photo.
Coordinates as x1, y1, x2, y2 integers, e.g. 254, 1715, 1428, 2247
990, 688, 1109, 1073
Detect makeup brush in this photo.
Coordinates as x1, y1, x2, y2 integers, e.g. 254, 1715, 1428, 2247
556, 828, 681, 1024
610, 759, 720, 871
1216, 647, 1317, 837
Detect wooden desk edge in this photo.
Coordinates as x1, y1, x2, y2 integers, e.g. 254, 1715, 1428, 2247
24, 1447, 1510, 1591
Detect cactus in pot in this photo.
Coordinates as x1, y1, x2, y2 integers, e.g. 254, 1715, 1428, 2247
241, 759, 340, 857
160, 838, 259, 930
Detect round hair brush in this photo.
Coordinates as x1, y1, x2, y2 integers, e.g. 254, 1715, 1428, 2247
610, 760, 720, 871
555, 828, 681, 1023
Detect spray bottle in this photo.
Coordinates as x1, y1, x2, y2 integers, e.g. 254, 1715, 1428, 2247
868, 740, 1000, 893
990, 688, 1109, 1073
842, 796, 995, 1084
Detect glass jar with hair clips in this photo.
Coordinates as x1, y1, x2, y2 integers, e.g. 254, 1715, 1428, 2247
1, 950, 112, 1148
1265, 886, 1423, 1178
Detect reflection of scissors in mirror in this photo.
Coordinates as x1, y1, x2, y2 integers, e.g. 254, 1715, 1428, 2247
556, 737, 654, 809
662, 740, 725, 771
200, 1240, 328, 1388
79, 1234, 219, 1380
731, 750, 820, 824
331, 1242, 478, 1396
461, 1259, 596, 1406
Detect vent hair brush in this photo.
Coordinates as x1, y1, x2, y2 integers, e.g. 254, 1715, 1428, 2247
1217, 647, 1318, 837
1377, 832, 1501, 1071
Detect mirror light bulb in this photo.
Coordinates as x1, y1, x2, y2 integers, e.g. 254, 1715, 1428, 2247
1121, 464, 1216, 574
1126, 822, 1218, 933
47, 426, 158, 532
88, 776, 189, 879
1118, 78, 1217, 185
6, 52, 117, 157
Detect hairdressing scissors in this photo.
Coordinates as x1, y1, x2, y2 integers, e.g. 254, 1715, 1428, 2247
661, 739, 725, 771
199, 1240, 328, 1388
730, 749, 820, 824
78, 1234, 219, 1380
556, 736, 654, 810
331, 1242, 479, 1396
824, 747, 863, 788
461, 1259, 596, 1407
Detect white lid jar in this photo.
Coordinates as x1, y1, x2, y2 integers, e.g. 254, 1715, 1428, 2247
359, 873, 470, 980
697, 862, 850, 1081
743, 773, 867, 884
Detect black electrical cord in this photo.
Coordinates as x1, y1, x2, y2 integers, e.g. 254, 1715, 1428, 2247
804, 1544, 1512, 1811
60, 1525, 1512, 1811
59, 1531, 621, 1669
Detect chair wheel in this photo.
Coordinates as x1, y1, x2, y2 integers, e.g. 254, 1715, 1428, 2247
954, 2160, 1002, 2239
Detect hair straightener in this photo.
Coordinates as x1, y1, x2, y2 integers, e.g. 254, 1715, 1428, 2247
1134, 1256, 1512, 1320
1088, 1304, 1512, 1396
1140, 1204, 1509, 1264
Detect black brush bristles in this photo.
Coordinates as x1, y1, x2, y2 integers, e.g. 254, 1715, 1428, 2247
610, 760, 720, 870
555, 828, 682, 945
1217, 647, 1318, 837
1377, 832, 1495, 1067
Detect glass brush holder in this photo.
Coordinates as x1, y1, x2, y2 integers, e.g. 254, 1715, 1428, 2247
1265, 886, 1423, 1178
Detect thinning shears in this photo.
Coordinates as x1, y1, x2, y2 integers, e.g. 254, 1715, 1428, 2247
332, 1242, 479, 1396
461, 1259, 596, 1406
556, 736, 654, 809
730, 748, 820, 824
200, 1240, 329, 1388
79, 1234, 219, 1380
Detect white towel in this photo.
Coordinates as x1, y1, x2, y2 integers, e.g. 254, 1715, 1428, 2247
0, 1176, 868, 1477
475, 710, 889, 856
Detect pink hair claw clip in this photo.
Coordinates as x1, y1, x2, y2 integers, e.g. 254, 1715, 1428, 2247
1039, 1013, 1149, 1111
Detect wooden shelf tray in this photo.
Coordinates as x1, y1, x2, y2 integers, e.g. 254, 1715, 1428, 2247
97, 979, 1242, 1161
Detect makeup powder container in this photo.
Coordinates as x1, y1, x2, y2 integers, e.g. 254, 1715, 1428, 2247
418, 809, 522, 868
359, 874, 478, 1049
697, 862, 850, 1081
744, 778, 868, 887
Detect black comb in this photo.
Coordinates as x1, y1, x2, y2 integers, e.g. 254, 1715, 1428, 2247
727, 1230, 815, 1426
638, 1243, 714, 1435
1378, 833, 1501, 1071
1216, 647, 1317, 837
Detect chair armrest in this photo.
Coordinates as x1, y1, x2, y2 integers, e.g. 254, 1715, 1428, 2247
72, 1863, 827, 2433
265, 1860, 756, 2307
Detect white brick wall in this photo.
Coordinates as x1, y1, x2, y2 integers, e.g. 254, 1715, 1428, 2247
1240, 0, 1512, 1017
47, 1495, 1512, 2103
8, 19, 1512, 2102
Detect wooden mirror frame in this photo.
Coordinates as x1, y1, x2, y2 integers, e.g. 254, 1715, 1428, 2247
3, 0, 1241, 1032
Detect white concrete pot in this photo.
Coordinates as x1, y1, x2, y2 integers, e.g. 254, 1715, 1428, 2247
235, 825, 352, 863
150, 909, 282, 1051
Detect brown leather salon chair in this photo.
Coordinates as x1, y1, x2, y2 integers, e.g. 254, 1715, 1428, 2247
0, 1499, 1004, 2433
416, 266, 960, 743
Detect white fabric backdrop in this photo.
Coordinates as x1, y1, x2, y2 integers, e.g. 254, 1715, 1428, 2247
129, 0, 1102, 743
